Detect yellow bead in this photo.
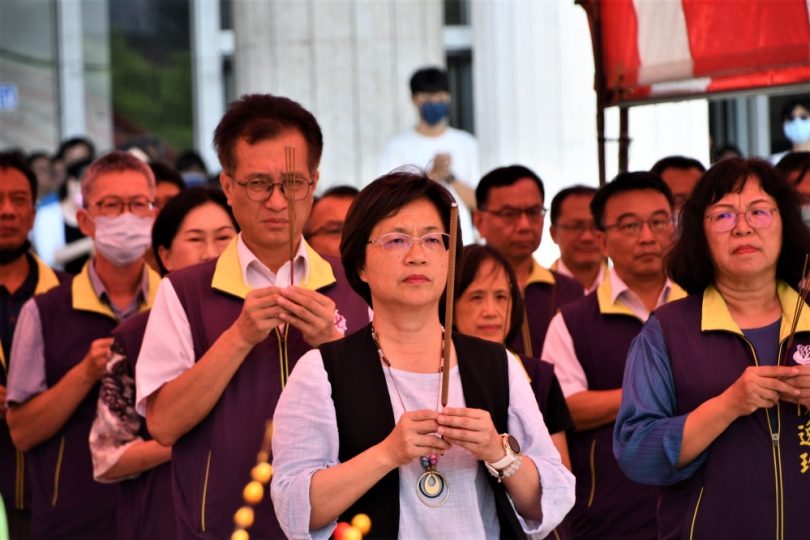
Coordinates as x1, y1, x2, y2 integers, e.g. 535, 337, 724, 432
351, 514, 371, 535
243, 481, 264, 504
342, 526, 363, 540
251, 463, 273, 484
234, 506, 255, 529
231, 531, 249, 540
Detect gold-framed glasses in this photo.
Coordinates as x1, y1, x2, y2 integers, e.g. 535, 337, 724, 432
91, 196, 153, 217
705, 208, 777, 232
603, 215, 674, 237
367, 233, 451, 252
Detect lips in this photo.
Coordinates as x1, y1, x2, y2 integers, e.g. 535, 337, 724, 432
733, 245, 759, 254
478, 325, 502, 334
403, 274, 429, 284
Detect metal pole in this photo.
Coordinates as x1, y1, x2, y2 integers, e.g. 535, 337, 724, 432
618, 106, 629, 172
577, 0, 608, 185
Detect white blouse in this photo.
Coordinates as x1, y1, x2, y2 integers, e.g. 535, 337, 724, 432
270, 348, 575, 540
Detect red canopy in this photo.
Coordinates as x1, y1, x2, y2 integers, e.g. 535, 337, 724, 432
580, 0, 810, 105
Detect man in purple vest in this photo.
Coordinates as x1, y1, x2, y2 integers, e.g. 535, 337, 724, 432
473, 165, 583, 358
0, 153, 70, 540
135, 94, 370, 539
541, 172, 686, 540
6, 151, 161, 540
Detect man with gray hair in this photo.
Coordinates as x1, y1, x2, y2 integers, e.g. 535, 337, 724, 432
6, 151, 162, 539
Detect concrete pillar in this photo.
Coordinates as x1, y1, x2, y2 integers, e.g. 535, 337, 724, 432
471, 0, 710, 265
232, 0, 443, 189
191, 0, 225, 171
56, 0, 86, 140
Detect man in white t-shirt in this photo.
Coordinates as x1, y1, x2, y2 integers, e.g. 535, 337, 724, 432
378, 66, 480, 243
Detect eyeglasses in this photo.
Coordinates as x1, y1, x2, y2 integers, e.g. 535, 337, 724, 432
91, 196, 154, 217
556, 221, 598, 235
705, 208, 777, 232
604, 215, 674, 237
306, 220, 343, 239
367, 232, 450, 252
481, 205, 547, 224
230, 175, 314, 202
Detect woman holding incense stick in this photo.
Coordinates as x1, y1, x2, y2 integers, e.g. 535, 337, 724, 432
271, 171, 574, 540
614, 157, 810, 540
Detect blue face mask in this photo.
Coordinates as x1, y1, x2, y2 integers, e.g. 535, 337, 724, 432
784, 118, 810, 144
421, 101, 449, 126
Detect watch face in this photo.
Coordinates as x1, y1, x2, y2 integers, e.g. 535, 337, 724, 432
507, 434, 520, 454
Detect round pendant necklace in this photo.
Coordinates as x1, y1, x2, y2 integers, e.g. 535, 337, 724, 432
370, 325, 450, 507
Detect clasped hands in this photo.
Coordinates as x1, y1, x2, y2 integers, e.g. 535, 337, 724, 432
725, 365, 810, 416
234, 286, 342, 348
382, 407, 506, 469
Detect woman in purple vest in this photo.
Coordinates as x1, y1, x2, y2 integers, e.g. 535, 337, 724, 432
453, 244, 575, 540
614, 157, 810, 540
271, 171, 574, 539
89, 187, 237, 540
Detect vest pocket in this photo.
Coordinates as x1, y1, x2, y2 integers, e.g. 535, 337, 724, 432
201, 450, 212, 532
51, 436, 65, 507
587, 438, 596, 508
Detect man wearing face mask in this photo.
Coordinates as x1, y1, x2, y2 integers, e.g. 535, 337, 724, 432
378, 66, 480, 243
6, 151, 161, 540
772, 99, 810, 164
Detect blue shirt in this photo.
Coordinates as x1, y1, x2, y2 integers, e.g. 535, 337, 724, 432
613, 315, 782, 486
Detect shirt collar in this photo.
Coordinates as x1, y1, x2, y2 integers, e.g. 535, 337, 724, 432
596, 267, 686, 321
87, 258, 149, 306
236, 233, 310, 289
74, 258, 159, 320
524, 258, 556, 288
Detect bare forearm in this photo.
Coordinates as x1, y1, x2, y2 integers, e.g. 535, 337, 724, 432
503, 456, 543, 522
309, 444, 394, 530
449, 181, 477, 210
677, 395, 736, 469
8, 362, 96, 451
101, 440, 172, 481
550, 432, 571, 471
146, 325, 252, 446
566, 389, 622, 431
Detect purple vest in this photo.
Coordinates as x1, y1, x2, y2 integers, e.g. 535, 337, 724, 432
0, 268, 70, 515
513, 271, 583, 357
111, 310, 176, 540
168, 254, 369, 539
31, 282, 119, 540
560, 293, 658, 540
656, 294, 810, 540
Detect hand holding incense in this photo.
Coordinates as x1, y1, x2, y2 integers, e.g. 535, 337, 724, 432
442, 203, 459, 407
784, 254, 810, 365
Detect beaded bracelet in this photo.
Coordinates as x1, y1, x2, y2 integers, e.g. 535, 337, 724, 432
489, 455, 523, 483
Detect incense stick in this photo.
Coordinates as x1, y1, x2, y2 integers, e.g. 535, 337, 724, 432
284, 146, 296, 287
441, 203, 459, 407
783, 254, 810, 365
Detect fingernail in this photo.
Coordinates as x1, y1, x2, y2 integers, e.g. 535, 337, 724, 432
438, 416, 445, 423
795, 389, 801, 395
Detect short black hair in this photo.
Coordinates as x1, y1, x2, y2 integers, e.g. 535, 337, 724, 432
455, 244, 524, 346
0, 151, 38, 201
150, 161, 186, 191
27, 151, 51, 166
320, 185, 359, 200
550, 185, 597, 225
56, 136, 95, 162
410, 67, 449, 95
650, 155, 706, 177
340, 169, 462, 307
667, 157, 810, 294
476, 165, 545, 209
776, 152, 810, 184
590, 171, 675, 231
175, 150, 208, 174
151, 187, 238, 276
782, 98, 810, 121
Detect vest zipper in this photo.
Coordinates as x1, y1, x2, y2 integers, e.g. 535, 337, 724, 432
51, 436, 65, 507
587, 438, 596, 508
688, 486, 704, 540
201, 450, 212, 532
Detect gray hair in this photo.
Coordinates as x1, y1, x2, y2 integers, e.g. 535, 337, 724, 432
81, 151, 156, 203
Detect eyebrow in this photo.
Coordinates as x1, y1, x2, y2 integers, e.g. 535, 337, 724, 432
614, 209, 669, 221
183, 225, 237, 235
386, 225, 442, 234
244, 172, 307, 181
711, 198, 771, 209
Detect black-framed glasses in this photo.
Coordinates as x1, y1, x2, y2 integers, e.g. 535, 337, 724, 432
91, 196, 154, 217
230, 175, 314, 202
556, 220, 598, 235
481, 205, 547, 224
705, 208, 777, 232
367, 232, 450, 252
604, 215, 674, 237
305, 220, 344, 239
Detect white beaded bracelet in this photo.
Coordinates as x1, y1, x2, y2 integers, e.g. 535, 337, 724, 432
489, 455, 523, 483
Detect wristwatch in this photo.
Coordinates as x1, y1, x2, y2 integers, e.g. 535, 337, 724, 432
444, 174, 456, 185
485, 434, 523, 482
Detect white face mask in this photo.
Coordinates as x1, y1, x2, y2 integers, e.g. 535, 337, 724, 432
785, 117, 810, 144
802, 204, 810, 229
93, 213, 154, 267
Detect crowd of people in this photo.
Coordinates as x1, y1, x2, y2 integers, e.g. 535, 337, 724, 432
1, 67, 810, 540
